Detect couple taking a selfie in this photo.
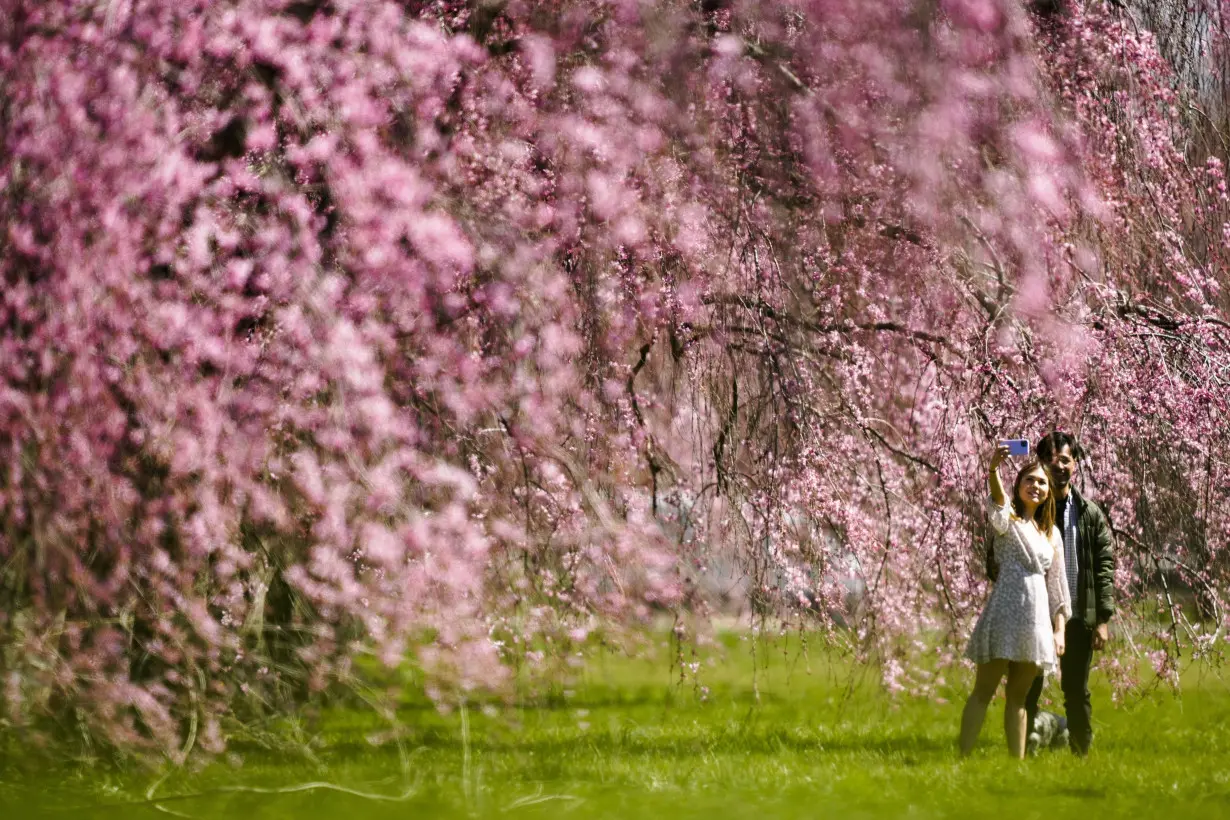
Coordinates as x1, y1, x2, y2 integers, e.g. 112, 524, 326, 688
958, 431, 1116, 759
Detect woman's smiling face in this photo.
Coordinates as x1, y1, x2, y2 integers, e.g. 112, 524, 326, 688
1018, 466, 1049, 506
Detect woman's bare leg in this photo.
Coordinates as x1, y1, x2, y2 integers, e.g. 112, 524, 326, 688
959, 659, 1008, 756
1004, 661, 1040, 759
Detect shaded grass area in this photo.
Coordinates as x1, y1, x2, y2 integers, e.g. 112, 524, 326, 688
3, 631, 1230, 819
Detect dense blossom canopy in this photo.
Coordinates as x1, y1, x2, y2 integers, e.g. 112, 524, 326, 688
1, 0, 1228, 758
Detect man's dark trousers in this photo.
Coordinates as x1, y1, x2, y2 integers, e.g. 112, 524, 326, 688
1026, 619, 1095, 754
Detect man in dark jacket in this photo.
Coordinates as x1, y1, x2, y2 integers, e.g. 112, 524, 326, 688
1024, 431, 1115, 756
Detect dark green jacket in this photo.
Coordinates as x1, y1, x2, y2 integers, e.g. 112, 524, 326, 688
1064, 487, 1116, 626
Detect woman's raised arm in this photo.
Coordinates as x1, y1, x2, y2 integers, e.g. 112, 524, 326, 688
989, 444, 1010, 506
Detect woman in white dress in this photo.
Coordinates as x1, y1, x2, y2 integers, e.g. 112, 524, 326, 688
958, 444, 1072, 758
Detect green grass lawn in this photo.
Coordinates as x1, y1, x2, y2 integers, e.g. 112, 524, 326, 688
3, 630, 1230, 819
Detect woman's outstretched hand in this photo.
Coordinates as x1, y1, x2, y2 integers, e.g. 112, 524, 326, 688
990, 443, 1011, 472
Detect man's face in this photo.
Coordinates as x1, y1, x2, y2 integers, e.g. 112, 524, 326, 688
1045, 443, 1077, 488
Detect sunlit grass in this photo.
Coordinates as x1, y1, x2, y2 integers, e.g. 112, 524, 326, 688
4, 630, 1229, 819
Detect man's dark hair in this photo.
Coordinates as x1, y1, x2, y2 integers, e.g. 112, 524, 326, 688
1035, 430, 1084, 462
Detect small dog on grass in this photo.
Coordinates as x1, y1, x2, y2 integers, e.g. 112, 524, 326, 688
1026, 710, 1069, 756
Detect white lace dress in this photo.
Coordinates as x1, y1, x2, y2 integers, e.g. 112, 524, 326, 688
965, 498, 1073, 673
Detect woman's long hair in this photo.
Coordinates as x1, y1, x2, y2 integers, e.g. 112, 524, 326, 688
1011, 458, 1056, 535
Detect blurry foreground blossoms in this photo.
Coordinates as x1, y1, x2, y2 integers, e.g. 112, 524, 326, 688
2, 0, 1230, 759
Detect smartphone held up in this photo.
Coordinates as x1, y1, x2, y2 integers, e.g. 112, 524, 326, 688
1000, 438, 1029, 456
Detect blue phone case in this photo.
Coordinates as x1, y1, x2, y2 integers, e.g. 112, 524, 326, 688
1003, 439, 1029, 456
